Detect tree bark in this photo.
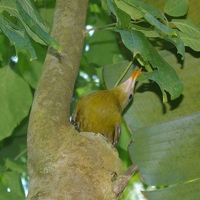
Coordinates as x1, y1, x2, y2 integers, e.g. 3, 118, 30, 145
27, 0, 124, 199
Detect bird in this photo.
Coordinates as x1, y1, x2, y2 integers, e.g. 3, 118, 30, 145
71, 68, 142, 147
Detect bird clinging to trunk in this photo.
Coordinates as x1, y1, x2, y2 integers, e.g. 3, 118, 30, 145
71, 68, 142, 146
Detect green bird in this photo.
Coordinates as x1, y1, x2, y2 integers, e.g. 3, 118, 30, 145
72, 68, 142, 146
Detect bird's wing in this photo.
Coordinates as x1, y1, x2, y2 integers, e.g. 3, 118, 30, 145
113, 124, 121, 147
71, 109, 80, 132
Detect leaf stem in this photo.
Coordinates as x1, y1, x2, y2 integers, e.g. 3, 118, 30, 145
14, 148, 27, 160
114, 59, 135, 87
85, 23, 116, 34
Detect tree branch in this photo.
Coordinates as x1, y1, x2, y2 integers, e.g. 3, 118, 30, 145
27, 0, 124, 199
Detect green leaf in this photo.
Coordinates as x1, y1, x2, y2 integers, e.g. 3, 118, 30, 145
114, 0, 163, 19
162, 31, 185, 59
129, 112, 200, 186
17, 42, 44, 89
131, 25, 185, 59
130, 25, 160, 38
142, 13, 185, 58
103, 60, 134, 89
0, 66, 32, 141
0, 0, 45, 46
2, 171, 25, 199
0, 165, 4, 177
85, 6, 122, 66
0, 117, 28, 162
5, 159, 26, 174
0, 14, 37, 60
144, 12, 175, 36
143, 179, 200, 200
0, 35, 12, 66
178, 31, 200, 51
113, 0, 143, 20
123, 49, 200, 133
106, 0, 131, 28
164, 0, 189, 17
172, 19, 200, 38
124, 49, 198, 195
172, 19, 200, 51
117, 29, 183, 101
16, 1, 60, 51
0, 182, 25, 200
0, 0, 60, 53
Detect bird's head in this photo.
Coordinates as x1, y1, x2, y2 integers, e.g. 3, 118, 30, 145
113, 68, 142, 110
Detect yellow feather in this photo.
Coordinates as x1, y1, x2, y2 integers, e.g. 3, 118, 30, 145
72, 68, 142, 146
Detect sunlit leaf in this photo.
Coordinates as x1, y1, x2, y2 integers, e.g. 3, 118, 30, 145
164, 0, 189, 17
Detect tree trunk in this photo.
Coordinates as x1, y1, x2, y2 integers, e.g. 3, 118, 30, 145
27, 0, 124, 199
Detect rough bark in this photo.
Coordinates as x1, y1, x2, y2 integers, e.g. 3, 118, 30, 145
27, 0, 124, 199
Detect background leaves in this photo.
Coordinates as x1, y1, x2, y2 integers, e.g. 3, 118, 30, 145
0, 0, 200, 199
0, 0, 60, 60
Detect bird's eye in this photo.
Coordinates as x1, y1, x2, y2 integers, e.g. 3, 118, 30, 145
128, 94, 133, 100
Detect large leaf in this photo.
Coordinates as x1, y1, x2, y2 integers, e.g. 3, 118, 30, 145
117, 29, 183, 101
0, 66, 32, 141
128, 112, 200, 199
129, 112, 200, 185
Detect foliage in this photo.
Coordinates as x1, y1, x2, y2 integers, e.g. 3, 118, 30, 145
0, 0, 60, 60
0, 0, 55, 199
0, 0, 200, 199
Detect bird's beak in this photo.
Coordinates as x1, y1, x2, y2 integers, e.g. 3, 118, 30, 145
131, 67, 142, 81
116, 67, 142, 93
